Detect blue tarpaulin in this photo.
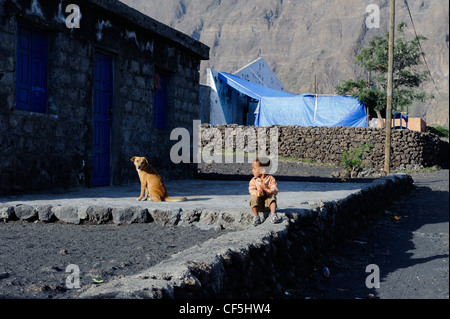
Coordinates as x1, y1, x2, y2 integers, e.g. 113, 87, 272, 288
217, 71, 367, 127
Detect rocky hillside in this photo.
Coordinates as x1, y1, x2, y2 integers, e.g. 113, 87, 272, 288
120, 0, 449, 127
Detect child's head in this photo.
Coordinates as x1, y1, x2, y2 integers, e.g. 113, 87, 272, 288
252, 157, 271, 178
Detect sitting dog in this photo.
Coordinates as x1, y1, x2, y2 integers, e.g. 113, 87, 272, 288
131, 156, 187, 202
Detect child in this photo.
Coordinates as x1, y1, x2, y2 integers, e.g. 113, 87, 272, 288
249, 157, 282, 226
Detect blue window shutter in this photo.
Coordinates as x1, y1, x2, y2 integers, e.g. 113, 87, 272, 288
16, 27, 32, 111
30, 31, 48, 113
16, 24, 48, 113
154, 72, 167, 129
92, 52, 113, 186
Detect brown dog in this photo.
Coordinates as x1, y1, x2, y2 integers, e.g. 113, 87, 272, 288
131, 156, 187, 202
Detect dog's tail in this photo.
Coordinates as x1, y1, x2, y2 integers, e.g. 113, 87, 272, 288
164, 197, 187, 202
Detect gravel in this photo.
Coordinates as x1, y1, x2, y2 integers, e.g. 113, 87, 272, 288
0, 222, 227, 299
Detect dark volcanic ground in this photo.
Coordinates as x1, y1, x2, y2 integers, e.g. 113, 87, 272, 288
283, 168, 449, 299
0, 161, 447, 299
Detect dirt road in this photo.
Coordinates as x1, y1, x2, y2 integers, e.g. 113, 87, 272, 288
286, 169, 449, 299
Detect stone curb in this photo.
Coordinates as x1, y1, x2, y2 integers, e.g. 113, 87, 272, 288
0, 202, 254, 230
76, 174, 414, 299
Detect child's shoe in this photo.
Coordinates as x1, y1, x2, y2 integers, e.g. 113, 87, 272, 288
253, 215, 261, 226
270, 212, 281, 224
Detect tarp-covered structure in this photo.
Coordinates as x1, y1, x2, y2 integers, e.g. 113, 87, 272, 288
217, 71, 367, 127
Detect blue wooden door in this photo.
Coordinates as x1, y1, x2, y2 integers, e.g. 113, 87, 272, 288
154, 71, 167, 130
92, 52, 113, 186
16, 24, 48, 113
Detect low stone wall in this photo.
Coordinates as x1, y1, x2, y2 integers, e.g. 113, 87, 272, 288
185, 174, 414, 298
200, 124, 443, 170
0, 203, 253, 231
77, 174, 414, 298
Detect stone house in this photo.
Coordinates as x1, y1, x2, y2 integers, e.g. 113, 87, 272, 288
0, 0, 209, 192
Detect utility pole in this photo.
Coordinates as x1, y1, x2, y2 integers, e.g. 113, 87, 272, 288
384, 0, 395, 174
314, 74, 317, 95
367, 71, 371, 127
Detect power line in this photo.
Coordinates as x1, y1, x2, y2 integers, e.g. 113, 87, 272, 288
403, 0, 447, 100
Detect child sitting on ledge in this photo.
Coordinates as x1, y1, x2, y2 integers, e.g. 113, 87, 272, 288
249, 157, 282, 226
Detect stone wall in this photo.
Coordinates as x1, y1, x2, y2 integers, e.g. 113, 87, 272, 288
74, 174, 414, 298
0, 0, 209, 192
197, 175, 414, 298
200, 124, 444, 170
1, 172, 414, 298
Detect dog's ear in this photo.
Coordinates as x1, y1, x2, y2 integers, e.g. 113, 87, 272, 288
131, 156, 136, 162
143, 158, 148, 164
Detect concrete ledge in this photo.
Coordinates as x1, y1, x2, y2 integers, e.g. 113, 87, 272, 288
0, 204, 254, 231
0, 177, 394, 227
73, 174, 414, 298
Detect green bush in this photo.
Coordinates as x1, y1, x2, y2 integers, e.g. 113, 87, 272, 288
426, 125, 449, 139
341, 144, 374, 176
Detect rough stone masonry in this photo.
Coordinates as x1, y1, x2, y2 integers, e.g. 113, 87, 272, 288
200, 124, 446, 170
0, 0, 209, 192
74, 174, 414, 298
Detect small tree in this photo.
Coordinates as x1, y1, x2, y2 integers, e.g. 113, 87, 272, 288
336, 22, 433, 127
341, 144, 373, 177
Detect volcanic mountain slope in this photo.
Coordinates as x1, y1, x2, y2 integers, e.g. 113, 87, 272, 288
120, 0, 449, 127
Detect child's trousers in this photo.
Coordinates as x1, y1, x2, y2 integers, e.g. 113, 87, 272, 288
249, 195, 276, 212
